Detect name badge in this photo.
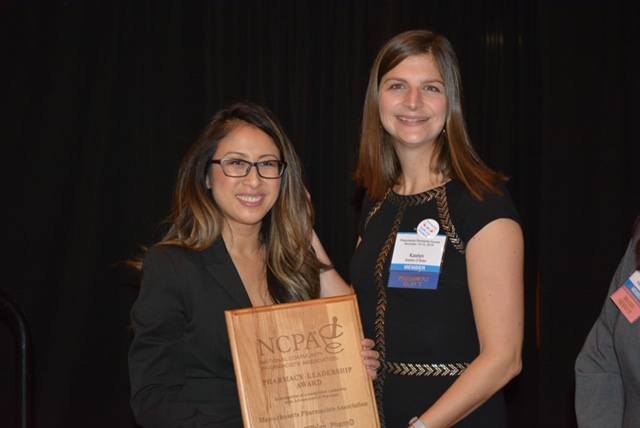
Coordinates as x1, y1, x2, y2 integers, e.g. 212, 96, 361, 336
610, 270, 640, 323
388, 221, 446, 290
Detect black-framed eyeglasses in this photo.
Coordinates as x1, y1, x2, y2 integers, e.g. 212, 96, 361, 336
209, 159, 287, 179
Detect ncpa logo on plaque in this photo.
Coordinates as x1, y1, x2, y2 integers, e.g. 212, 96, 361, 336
226, 294, 380, 427
258, 315, 345, 356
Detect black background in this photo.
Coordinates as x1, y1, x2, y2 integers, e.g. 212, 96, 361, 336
1, 1, 639, 427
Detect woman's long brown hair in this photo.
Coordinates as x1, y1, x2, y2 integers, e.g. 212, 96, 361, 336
136, 101, 322, 303
354, 30, 506, 201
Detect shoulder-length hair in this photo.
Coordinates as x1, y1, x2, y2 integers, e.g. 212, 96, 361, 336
157, 101, 321, 302
354, 29, 506, 201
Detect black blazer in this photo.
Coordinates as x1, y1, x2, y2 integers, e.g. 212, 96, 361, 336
129, 240, 250, 428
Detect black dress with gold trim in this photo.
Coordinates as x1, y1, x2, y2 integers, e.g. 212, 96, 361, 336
350, 180, 520, 427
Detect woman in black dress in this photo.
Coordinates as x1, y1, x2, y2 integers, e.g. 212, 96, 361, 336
350, 30, 524, 427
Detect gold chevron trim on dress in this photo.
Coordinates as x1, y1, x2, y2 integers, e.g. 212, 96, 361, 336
436, 188, 466, 255
363, 189, 390, 231
386, 186, 441, 207
381, 361, 470, 377
372, 202, 404, 428
364, 184, 462, 428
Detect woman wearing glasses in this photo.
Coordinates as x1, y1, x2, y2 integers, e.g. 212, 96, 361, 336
128, 101, 379, 427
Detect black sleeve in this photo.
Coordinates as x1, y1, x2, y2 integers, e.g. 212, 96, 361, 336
128, 246, 226, 428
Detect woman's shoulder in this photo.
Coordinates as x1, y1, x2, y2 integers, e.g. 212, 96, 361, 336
445, 179, 520, 241
145, 243, 198, 261
143, 241, 223, 270
446, 180, 517, 211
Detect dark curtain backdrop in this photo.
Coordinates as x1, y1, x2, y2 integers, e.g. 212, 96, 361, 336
1, 1, 638, 427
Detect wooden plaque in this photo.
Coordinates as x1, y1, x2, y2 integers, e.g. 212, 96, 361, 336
225, 294, 380, 427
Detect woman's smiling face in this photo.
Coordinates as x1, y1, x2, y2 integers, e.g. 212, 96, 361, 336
378, 53, 448, 149
206, 123, 282, 235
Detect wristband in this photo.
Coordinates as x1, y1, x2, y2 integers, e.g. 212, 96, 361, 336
409, 417, 427, 428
